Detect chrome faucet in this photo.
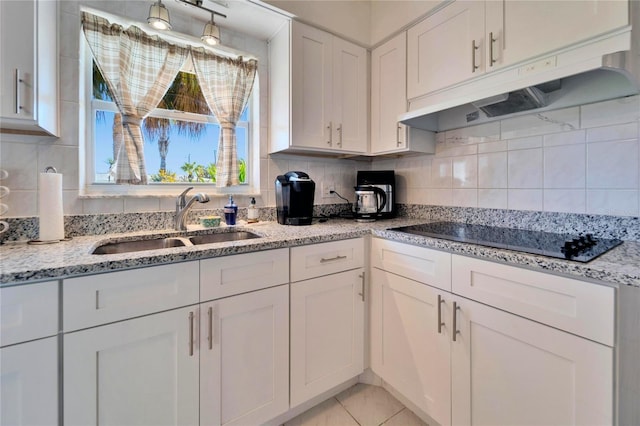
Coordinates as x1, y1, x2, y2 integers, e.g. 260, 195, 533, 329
175, 187, 210, 231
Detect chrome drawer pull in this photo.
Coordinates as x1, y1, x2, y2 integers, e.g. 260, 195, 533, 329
358, 272, 365, 302
452, 302, 461, 342
437, 295, 444, 334
471, 40, 479, 73
207, 306, 213, 350
320, 255, 347, 263
489, 32, 497, 66
188, 311, 195, 356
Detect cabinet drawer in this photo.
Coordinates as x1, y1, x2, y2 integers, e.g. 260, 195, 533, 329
1, 281, 58, 347
290, 238, 364, 282
200, 248, 289, 301
452, 255, 615, 346
371, 238, 451, 291
63, 262, 199, 332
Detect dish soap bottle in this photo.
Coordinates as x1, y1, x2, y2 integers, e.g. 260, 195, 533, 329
224, 195, 237, 225
247, 197, 259, 223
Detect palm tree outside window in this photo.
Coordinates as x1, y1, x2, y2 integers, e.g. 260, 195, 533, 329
92, 63, 250, 185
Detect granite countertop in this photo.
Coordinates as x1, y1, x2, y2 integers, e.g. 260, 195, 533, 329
1, 218, 639, 288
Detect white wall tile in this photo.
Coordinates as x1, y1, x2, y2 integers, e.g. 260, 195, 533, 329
508, 148, 543, 189
452, 189, 477, 207
0, 142, 39, 190
508, 189, 543, 211
478, 140, 507, 153
587, 190, 639, 216
581, 95, 640, 128
586, 122, 639, 143
501, 108, 579, 140
37, 145, 80, 190
430, 189, 452, 206
508, 136, 543, 151
5, 190, 38, 217
452, 155, 477, 188
124, 198, 161, 213
431, 158, 452, 188
478, 189, 507, 209
83, 198, 124, 214
478, 152, 507, 188
544, 189, 586, 214
586, 140, 639, 189
544, 144, 586, 189
63, 190, 84, 215
543, 129, 586, 147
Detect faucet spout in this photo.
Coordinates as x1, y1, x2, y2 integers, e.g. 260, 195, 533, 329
175, 188, 210, 231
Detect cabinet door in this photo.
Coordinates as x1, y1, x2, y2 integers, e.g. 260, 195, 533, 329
407, 1, 484, 99
64, 306, 199, 426
370, 269, 451, 426
332, 37, 367, 153
451, 296, 613, 426
290, 268, 365, 407
486, 0, 628, 70
0, 0, 35, 121
291, 22, 333, 150
200, 285, 289, 426
1, 337, 57, 426
371, 32, 407, 154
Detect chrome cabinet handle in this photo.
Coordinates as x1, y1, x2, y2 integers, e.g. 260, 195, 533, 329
327, 122, 333, 146
188, 311, 195, 356
15, 69, 23, 114
320, 255, 347, 263
337, 123, 343, 147
397, 124, 403, 147
471, 40, 479, 73
437, 294, 444, 334
358, 272, 365, 302
452, 302, 460, 342
489, 32, 497, 66
207, 306, 213, 350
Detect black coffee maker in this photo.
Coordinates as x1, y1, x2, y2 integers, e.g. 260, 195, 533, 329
275, 171, 315, 225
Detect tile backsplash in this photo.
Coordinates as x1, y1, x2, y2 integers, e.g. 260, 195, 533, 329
379, 95, 640, 217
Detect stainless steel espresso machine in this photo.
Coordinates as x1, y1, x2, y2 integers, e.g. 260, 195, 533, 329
354, 170, 396, 221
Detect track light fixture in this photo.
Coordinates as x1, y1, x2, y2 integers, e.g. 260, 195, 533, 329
201, 13, 220, 45
147, 0, 172, 30
147, 0, 227, 44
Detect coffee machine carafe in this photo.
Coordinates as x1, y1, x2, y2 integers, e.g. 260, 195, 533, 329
275, 171, 315, 225
355, 170, 396, 219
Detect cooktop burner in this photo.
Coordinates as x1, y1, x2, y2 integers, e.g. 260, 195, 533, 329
391, 222, 623, 262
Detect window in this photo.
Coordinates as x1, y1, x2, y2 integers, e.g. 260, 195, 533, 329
80, 11, 259, 196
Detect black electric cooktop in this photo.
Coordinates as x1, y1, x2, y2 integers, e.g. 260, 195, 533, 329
391, 222, 623, 262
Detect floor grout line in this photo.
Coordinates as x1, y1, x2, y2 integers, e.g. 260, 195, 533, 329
334, 396, 363, 426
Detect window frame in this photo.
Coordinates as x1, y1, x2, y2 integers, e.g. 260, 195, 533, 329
78, 10, 260, 198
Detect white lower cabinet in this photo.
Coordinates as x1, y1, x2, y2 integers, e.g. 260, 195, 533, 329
451, 295, 613, 426
370, 239, 614, 426
290, 268, 365, 407
370, 268, 451, 426
200, 285, 289, 426
1, 337, 58, 426
64, 305, 200, 426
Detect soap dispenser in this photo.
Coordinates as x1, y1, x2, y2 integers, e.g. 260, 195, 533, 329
224, 195, 238, 225
247, 197, 259, 223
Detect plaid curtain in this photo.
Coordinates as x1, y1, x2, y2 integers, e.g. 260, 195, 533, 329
191, 48, 257, 187
82, 12, 188, 184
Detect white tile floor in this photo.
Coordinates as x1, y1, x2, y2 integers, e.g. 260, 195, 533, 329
284, 384, 429, 426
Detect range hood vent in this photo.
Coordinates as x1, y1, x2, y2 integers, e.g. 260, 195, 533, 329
400, 25, 640, 132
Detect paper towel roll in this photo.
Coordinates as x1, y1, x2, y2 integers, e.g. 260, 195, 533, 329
39, 172, 64, 241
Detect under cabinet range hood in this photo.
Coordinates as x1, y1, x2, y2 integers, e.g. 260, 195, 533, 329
400, 26, 640, 132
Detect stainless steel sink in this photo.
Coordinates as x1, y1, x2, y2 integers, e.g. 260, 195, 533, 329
91, 237, 189, 255
91, 231, 261, 254
188, 231, 260, 245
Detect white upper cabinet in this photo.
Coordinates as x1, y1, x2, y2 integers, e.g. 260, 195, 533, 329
0, 0, 58, 136
371, 32, 436, 155
407, 1, 484, 99
488, 0, 629, 70
407, 0, 629, 100
269, 21, 367, 155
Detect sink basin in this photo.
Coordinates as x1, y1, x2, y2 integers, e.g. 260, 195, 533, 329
92, 237, 188, 255
188, 231, 260, 245
91, 231, 261, 254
